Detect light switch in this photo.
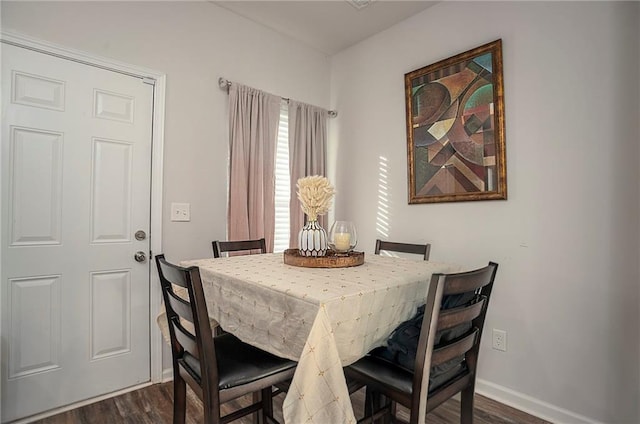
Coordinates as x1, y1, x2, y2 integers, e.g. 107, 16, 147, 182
171, 203, 190, 222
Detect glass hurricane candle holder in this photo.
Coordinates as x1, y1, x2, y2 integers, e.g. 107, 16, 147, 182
328, 221, 357, 254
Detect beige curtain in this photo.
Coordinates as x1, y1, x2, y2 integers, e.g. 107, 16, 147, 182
288, 101, 328, 248
228, 83, 281, 252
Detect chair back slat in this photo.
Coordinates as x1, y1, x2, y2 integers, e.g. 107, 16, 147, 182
212, 238, 267, 258
166, 289, 194, 322
157, 260, 191, 288
172, 319, 199, 358
375, 239, 431, 261
442, 265, 496, 295
436, 297, 485, 332
430, 328, 478, 367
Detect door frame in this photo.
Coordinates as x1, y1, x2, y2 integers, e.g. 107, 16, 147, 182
0, 30, 167, 399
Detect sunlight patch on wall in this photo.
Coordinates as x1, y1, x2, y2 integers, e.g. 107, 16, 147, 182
376, 156, 390, 238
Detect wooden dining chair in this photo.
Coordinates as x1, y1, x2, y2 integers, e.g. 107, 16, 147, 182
212, 238, 267, 258
345, 262, 498, 424
155, 254, 296, 424
375, 239, 431, 261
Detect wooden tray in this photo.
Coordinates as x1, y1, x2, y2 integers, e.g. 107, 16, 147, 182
284, 249, 364, 268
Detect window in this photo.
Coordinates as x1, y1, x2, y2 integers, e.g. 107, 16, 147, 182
273, 102, 290, 252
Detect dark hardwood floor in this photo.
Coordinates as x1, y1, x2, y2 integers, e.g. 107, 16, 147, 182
33, 382, 550, 424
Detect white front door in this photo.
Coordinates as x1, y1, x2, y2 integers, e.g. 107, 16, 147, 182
1, 43, 153, 422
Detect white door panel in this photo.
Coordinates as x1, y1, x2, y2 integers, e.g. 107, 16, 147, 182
1, 43, 153, 422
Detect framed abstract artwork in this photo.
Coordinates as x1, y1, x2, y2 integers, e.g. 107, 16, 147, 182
405, 39, 507, 204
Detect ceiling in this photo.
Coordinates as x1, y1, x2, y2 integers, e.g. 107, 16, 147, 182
211, 1, 439, 55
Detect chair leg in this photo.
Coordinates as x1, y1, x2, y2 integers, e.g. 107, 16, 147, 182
252, 391, 261, 424
173, 373, 187, 424
389, 401, 397, 424
375, 393, 391, 424
363, 387, 374, 419
364, 388, 390, 424
381, 398, 392, 424
460, 385, 475, 424
261, 387, 274, 423
201, 387, 219, 424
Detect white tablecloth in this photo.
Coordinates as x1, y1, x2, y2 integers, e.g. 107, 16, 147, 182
182, 253, 463, 424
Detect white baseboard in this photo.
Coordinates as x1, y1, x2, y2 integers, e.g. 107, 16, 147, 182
476, 379, 603, 424
162, 367, 174, 382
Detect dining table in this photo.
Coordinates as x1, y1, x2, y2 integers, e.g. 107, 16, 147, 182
181, 252, 465, 424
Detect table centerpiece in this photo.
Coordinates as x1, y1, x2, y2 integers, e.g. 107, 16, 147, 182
296, 175, 335, 257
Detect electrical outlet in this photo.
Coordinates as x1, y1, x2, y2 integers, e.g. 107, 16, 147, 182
492, 329, 507, 352
171, 203, 190, 222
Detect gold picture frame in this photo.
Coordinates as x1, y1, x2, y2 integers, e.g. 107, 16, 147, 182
406, 39, 507, 204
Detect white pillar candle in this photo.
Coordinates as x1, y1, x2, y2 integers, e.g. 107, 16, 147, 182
334, 233, 351, 251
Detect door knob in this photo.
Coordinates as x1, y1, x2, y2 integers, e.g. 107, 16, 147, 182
134, 251, 146, 262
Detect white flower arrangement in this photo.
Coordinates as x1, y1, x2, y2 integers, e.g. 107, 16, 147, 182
296, 175, 335, 222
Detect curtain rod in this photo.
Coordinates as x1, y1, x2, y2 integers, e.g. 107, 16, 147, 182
218, 77, 338, 118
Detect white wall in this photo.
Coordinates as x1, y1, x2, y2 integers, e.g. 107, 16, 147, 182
2, 0, 331, 378
330, 2, 639, 423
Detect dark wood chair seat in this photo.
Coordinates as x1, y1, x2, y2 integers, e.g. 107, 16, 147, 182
347, 354, 469, 399
181, 332, 295, 392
